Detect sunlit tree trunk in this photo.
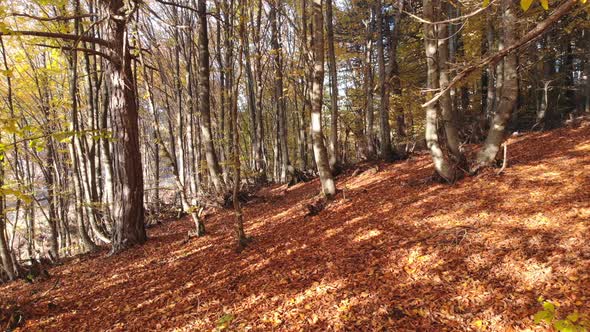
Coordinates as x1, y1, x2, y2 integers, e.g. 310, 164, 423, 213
270, 1, 290, 183
311, 0, 336, 197
437, 5, 463, 163
0, 128, 16, 279
585, 37, 590, 114
483, 13, 496, 120
68, 6, 99, 250
474, 0, 518, 169
326, 0, 339, 169
423, 0, 459, 182
253, 0, 267, 178
233, 0, 250, 249
364, 9, 375, 159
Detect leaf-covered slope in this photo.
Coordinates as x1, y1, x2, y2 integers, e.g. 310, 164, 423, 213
2, 123, 590, 331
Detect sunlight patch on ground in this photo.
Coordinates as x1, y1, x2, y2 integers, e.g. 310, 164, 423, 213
353, 229, 382, 242
574, 142, 590, 152
167, 243, 214, 263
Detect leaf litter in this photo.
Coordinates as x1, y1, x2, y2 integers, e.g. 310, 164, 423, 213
1, 123, 589, 331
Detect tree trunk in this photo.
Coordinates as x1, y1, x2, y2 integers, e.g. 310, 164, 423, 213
375, 0, 394, 161
437, 6, 463, 163
198, 0, 225, 195
311, 0, 336, 198
364, 10, 375, 159
102, 0, 147, 253
326, 0, 339, 169
474, 0, 518, 169
270, 1, 290, 183
483, 13, 496, 121
0, 133, 17, 280
423, 0, 459, 182
585, 42, 590, 114
389, 1, 405, 151
68, 11, 99, 251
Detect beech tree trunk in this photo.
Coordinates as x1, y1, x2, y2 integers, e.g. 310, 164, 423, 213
311, 0, 336, 198
270, 1, 290, 183
474, 0, 518, 169
389, 1, 405, 150
484, 13, 496, 119
68, 8, 99, 251
326, 0, 339, 169
198, 0, 225, 195
364, 10, 375, 159
437, 7, 463, 163
423, 0, 459, 182
375, 0, 394, 161
0, 137, 17, 280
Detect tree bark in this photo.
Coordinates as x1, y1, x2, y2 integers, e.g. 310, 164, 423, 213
326, 0, 339, 169
375, 0, 394, 161
364, 9, 375, 159
474, 0, 518, 169
311, 0, 336, 197
198, 0, 225, 195
389, 1, 405, 151
102, 0, 147, 253
270, 1, 290, 183
437, 6, 463, 163
423, 0, 459, 182
0, 132, 17, 280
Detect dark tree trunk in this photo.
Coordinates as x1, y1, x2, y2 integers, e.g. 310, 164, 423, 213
102, 0, 147, 253
198, 0, 225, 195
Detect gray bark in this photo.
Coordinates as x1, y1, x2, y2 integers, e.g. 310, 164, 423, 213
311, 0, 336, 197
474, 0, 518, 168
326, 0, 339, 169
423, 0, 458, 182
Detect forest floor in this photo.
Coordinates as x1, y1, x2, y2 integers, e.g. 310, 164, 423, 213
2, 123, 590, 331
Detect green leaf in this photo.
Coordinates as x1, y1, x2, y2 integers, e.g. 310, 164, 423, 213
534, 310, 553, 324
567, 312, 580, 323
543, 301, 556, 313
553, 319, 576, 332
216, 313, 234, 330
521, 0, 534, 10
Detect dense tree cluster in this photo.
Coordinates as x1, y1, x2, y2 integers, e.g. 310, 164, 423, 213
0, 0, 588, 281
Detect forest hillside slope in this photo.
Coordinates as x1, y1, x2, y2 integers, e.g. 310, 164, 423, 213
2, 123, 590, 331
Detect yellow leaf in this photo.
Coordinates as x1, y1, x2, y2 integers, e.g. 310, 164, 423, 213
473, 319, 485, 330
540, 0, 549, 10
521, 0, 534, 10
482, 0, 490, 7
581, 0, 586, 4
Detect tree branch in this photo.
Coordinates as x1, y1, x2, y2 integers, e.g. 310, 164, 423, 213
422, 0, 578, 108
32, 43, 115, 62
400, 0, 496, 25
9, 13, 97, 22
0, 30, 111, 48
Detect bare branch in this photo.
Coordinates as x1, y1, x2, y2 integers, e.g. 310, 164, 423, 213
0, 30, 112, 48
422, 0, 578, 108
9, 13, 97, 22
32, 43, 115, 62
400, 0, 496, 25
